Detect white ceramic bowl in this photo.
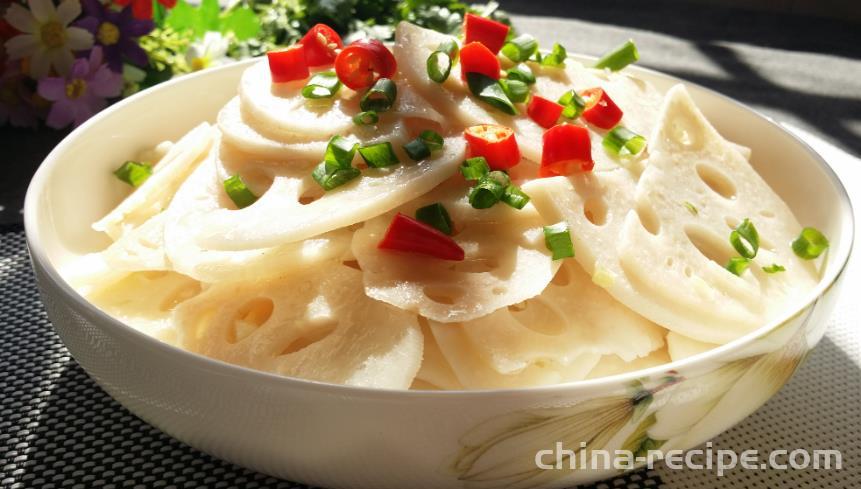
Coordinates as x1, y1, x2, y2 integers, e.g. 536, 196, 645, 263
24, 57, 854, 489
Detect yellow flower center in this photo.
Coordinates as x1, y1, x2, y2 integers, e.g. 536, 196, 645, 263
97, 22, 120, 46
40, 21, 66, 49
190, 56, 209, 71
65, 79, 87, 100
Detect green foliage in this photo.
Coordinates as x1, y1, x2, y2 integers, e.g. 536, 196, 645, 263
165, 0, 261, 41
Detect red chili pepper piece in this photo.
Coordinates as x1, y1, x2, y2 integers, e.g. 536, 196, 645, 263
463, 13, 509, 55
579, 87, 623, 129
527, 95, 564, 129
378, 213, 465, 261
299, 24, 343, 67
459, 42, 501, 81
334, 39, 397, 90
540, 123, 594, 177
267, 45, 310, 83
464, 124, 521, 170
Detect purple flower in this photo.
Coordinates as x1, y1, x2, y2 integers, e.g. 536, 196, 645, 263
0, 60, 42, 128
38, 47, 122, 128
75, 0, 153, 72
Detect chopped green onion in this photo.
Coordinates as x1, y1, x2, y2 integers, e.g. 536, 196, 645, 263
403, 138, 431, 161
726, 257, 750, 276
353, 111, 379, 125
312, 162, 361, 191
419, 130, 444, 151
594, 39, 639, 71
301, 71, 341, 99
358, 142, 400, 168
499, 79, 529, 104
506, 63, 535, 84
501, 34, 538, 62
537, 42, 567, 67
427, 51, 452, 83
502, 185, 530, 209
415, 202, 453, 235
729, 218, 759, 259
558, 90, 586, 119
468, 171, 510, 209
113, 161, 152, 187
324, 135, 359, 167
360, 78, 397, 112
437, 38, 459, 62
466, 72, 518, 115
543, 222, 574, 260
762, 264, 786, 273
460, 157, 490, 180
223, 175, 258, 208
792, 227, 829, 259
603, 126, 647, 158
683, 201, 698, 216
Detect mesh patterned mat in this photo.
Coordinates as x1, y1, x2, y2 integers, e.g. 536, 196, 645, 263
2, 129, 859, 488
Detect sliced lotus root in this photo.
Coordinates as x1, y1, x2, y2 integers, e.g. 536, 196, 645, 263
352, 180, 559, 323
173, 265, 423, 389
428, 260, 666, 389
93, 123, 214, 240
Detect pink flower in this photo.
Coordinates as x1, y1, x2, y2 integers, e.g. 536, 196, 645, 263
37, 46, 121, 128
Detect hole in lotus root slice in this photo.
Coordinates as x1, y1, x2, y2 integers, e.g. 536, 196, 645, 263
550, 264, 571, 287
228, 297, 275, 344
696, 163, 737, 200
424, 285, 465, 305
278, 321, 338, 356
342, 259, 362, 270
583, 196, 608, 226
636, 200, 661, 235
509, 299, 567, 336
159, 282, 203, 312
449, 257, 500, 274
684, 224, 734, 267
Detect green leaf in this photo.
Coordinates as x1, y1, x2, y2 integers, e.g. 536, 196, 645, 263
220, 6, 261, 41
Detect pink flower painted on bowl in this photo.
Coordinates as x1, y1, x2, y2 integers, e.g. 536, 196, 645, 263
37, 47, 121, 128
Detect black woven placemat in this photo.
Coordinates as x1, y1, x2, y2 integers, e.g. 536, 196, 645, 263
0, 226, 664, 488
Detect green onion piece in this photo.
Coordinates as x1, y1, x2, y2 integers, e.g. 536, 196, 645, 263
603, 126, 647, 158
419, 130, 444, 151
762, 264, 786, 273
223, 175, 258, 208
358, 142, 400, 168
415, 202, 453, 235
558, 90, 586, 119
499, 79, 529, 104
460, 157, 490, 180
403, 138, 431, 161
729, 218, 760, 259
427, 51, 452, 83
324, 135, 359, 167
360, 78, 397, 112
792, 227, 829, 259
312, 161, 361, 191
113, 161, 152, 187
543, 222, 575, 260
502, 184, 530, 209
538, 42, 567, 67
506, 63, 535, 84
353, 110, 379, 125
501, 34, 538, 62
594, 39, 639, 71
726, 257, 750, 276
466, 72, 518, 115
468, 171, 509, 209
301, 71, 341, 99
683, 201, 698, 216
437, 38, 459, 62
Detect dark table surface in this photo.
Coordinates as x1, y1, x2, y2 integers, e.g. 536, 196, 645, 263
2, 2, 861, 489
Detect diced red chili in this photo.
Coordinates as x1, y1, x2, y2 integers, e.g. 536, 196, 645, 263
464, 124, 521, 170
540, 123, 594, 176
463, 13, 509, 55
579, 88, 623, 129
267, 45, 310, 83
527, 96, 564, 129
334, 39, 398, 90
459, 42, 501, 81
299, 24, 343, 67
378, 213, 465, 261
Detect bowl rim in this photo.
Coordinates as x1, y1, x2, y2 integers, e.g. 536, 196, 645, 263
23, 55, 855, 400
